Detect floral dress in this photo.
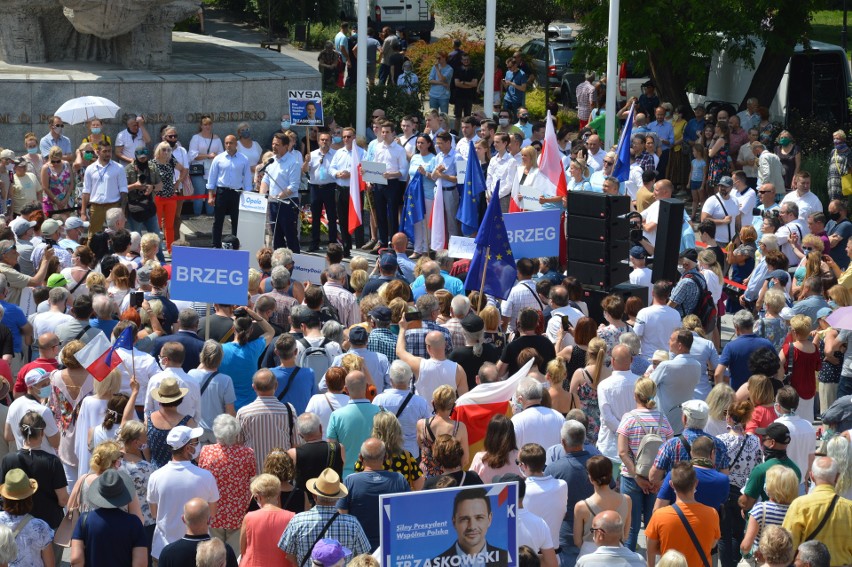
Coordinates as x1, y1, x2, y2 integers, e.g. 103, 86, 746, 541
577, 371, 600, 443
597, 324, 630, 367
0, 511, 53, 567
120, 458, 157, 526
146, 411, 191, 469
754, 317, 787, 352
198, 443, 256, 530
43, 161, 72, 214
355, 450, 423, 486
707, 142, 730, 187
717, 431, 762, 489
152, 158, 178, 198
818, 336, 842, 386
419, 417, 459, 477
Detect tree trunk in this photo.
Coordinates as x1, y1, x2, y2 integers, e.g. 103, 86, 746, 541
738, 45, 797, 112
647, 48, 693, 116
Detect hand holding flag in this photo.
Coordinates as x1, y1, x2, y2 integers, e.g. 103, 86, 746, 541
457, 140, 486, 235
464, 180, 517, 300
74, 334, 124, 382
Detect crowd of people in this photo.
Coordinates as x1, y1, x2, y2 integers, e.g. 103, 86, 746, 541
0, 23, 850, 567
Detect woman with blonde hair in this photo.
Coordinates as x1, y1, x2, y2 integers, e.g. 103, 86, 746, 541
829, 283, 852, 307
74, 369, 121, 478
68, 440, 144, 521
740, 465, 798, 558
546, 357, 572, 415
239, 473, 294, 566
510, 145, 540, 210
151, 141, 188, 251
656, 550, 687, 567
417, 385, 469, 477
358, 411, 424, 489
566, 157, 592, 193
568, 337, 609, 442
745, 375, 778, 434
40, 145, 73, 217
350, 269, 368, 299
617, 377, 673, 551
778, 314, 820, 422
140, 233, 161, 264
479, 305, 505, 350
754, 288, 788, 351
704, 383, 735, 436
118, 420, 156, 547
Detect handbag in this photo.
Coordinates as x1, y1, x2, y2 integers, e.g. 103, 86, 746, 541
834, 153, 852, 196
54, 473, 91, 547
190, 137, 215, 176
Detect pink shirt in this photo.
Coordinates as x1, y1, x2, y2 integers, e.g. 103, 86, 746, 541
241, 508, 295, 567
469, 450, 522, 483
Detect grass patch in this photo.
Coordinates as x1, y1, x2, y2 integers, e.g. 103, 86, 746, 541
810, 10, 852, 59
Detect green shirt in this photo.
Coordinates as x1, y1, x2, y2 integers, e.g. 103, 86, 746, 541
743, 457, 801, 502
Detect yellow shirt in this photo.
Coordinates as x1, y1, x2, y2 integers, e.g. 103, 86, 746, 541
839, 264, 852, 289
782, 484, 852, 566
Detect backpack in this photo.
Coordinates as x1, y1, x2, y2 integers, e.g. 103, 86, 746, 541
318, 290, 340, 324
297, 337, 334, 388
634, 411, 666, 478
682, 272, 717, 334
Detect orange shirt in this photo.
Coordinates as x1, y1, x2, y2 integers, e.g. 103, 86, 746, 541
645, 501, 720, 566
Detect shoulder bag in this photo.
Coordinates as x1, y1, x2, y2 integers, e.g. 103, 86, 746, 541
835, 153, 852, 196
190, 137, 214, 176
805, 494, 840, 542
54, 473, 93, 547
299, 512, 340, 566
672, 502, 711, 567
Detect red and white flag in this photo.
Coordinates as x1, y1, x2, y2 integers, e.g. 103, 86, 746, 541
74, 333, 122, 382
430, 177, 447, 250
348, 146, 364, 234
539, 110, 569, 199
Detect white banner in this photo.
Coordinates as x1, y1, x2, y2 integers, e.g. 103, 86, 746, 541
448, 235, 476, 259
518, 185, 543, 211
455, 158, 468, 185
239, 191, 268, 214
361, 161, 388, 185
290, 253, 327, 285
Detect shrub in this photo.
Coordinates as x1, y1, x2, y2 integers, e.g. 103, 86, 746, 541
323, 84, 424, 128
291, 23, 338, 50
525, 88, 579, 127
801, 150, 830, 209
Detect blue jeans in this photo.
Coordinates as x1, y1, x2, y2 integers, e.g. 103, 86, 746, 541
839, 374, 852, 398
127, 214, 160, 236
557, 521, 579, 567
429, 96, 449, 114
190, 174, 211, 215
621, 475, 656, 552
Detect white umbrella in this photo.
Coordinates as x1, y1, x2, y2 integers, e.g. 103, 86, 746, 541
54, 96, 120, 125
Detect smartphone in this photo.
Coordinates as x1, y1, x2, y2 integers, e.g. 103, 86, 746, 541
131, 291, 144, 308
404, 310, 422, 322
561, 315, 572, 332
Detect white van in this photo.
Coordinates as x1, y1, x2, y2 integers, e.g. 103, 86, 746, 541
689, 40, 851, 125
339, 0, 435, 41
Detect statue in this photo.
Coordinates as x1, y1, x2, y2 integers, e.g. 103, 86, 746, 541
0, 0, 200, 70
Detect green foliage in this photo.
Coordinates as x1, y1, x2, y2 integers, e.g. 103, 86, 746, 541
431, 0, 571, 38
291, 23, 338, 50
208, 0, 338, 27
525, 88, 578, 126
801, 151, 830, 209
788, 110, 838, 155
323, 84, 424, 127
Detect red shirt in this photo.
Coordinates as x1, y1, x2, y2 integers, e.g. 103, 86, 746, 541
14, 359, 59, 394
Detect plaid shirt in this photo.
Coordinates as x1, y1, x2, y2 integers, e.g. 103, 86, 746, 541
278, 505, 371, 566
653, 427, 731, 473
404, 321, 453, 358
441, 317, 467, 350
367, 327, 398, 362
636, 151, 656, 173
576, 80, 596, 121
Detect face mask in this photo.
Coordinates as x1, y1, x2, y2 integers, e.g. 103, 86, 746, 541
281, 121, 291, 130
26, 147, 38, 155
762, 444, 786, 461
779, 137, 791, 146
829, 299, 839, 309
239, 129, 251, 138
138, 443, 148, 451
84, 152, 95, 161
677, 265, 686, 275
829, 212, 841, 222
835, 141, 847, 150
498, 118, 509, 127
38, 385, 51, 399
167, 140, 177, 148
91, 127, 102, 135
332, 136, 343, 144
519, 115, 528, 122
190, 444, 200, 460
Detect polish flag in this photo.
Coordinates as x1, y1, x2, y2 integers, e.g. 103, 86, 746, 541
539, 110, 568, 199
431, 177, 446, 250
348, 146, 363, 234
74, 333, 123, 382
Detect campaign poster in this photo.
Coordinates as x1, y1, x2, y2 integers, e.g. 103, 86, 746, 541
289, 90, 324, 126
380, 483, 518, 567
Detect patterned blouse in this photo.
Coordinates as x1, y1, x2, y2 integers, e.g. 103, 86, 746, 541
198, 443, 256, 529
152, 157, 179, 198
0, 511, 53, 567
717, 431, 762, 488
120, 458, 157, 526
355, 450, 423, 486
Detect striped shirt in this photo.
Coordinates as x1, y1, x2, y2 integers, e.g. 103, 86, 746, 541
501, 280, 545, 334
278, 505, 371, 566
747, 501, 789, 552
322, 282, 360, 328
236, 396, 296, 474
616, 408, 674, 478
653, 427, 731, 473
440, 317, 467, 350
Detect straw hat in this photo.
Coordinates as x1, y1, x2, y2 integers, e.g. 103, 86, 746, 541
150, 377, 188, 404
0, 469, 37, 501
306, 468, 348, 499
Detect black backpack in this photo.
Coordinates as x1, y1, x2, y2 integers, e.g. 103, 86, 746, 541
682, 272, 717, 334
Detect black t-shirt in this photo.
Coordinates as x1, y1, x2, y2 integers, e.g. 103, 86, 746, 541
198, 314, 235, 342
449, 343, 501, 391
158, 535, 238, 567
454, 66, 479, 100
0, 324, 13, 358
1, 449, 67, 528
500, 335, 556, 376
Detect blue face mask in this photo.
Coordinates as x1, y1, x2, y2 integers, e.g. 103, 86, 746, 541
91, 127, 102, 135
38, 385, 51, 399
281, 121, 291, 130
829, 300, 839, 309
26, 147, 38, 155
333, 136, 343, 144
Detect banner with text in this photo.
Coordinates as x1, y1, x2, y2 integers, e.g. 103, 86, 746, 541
291, 253, 327, 285
503, 210, 561, 259
361, 161, 388, 185
380, 483, 518, 567
288, 90, 323, 126
170, 246, 249, 305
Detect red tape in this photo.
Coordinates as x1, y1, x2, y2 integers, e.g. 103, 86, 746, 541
693, 241, 746, 290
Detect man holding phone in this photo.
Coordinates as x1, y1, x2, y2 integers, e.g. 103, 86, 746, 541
545, 286, 583, 347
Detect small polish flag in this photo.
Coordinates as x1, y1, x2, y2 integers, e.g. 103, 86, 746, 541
348, 146, 364, 234
74, 333, 122, 382
431, 178, 446, 250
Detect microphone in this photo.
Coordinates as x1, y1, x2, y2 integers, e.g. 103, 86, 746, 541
258, 157, 274, 172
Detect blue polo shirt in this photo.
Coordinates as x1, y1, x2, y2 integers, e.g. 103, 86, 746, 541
719, 334, 775, 390
271, 365, 317, 414
0, 300, 27, 353
657, 466, 730, 510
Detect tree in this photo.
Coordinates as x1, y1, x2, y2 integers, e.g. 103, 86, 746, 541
431, 0, 571, 38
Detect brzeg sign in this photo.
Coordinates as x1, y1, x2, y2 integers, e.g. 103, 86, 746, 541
170, 246, 250, 305
503, 210, 561, 259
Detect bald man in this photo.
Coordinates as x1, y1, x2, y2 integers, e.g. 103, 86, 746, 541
396, 323, 467, 411
327, 371, 382, 477
158, 498, 238, 567
237, 368, 298, 474
596, 344, 639, 465
576, 510, 644, 566
206, 134, 252, 248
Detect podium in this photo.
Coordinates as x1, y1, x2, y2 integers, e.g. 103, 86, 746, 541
237, 191, 268, 269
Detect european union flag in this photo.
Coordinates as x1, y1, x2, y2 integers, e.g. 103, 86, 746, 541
612, 102, 635, 182
456, 141, 485, 236
105, 325, 134, 366
400, 172, 425, 242
464, 181, 517, 300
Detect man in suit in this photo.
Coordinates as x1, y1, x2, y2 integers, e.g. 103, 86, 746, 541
434, 488, 509, 566
152, 309, 205, 373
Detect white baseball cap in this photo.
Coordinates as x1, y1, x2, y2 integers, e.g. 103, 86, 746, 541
165, 425, 203, 450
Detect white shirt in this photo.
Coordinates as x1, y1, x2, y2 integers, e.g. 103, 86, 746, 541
416, 358, 458, 411
328, 145, 363, 188
486, 152, 516, 199
775, 412, 816, 483
115, 129, 146, 162
546, 305, 584, 344
398, 132, 419, 156
373, 140, 409, 181
597, 370, 639, 460
6, 395, 59, 456
629, 267, 653, 305
147, 460, 220, 559
501, 281, 543, 335
776, 219, 808, 266
633, 304, 682, 358
781, 190, 824, 223
512, 405, 564, 450
308, 148, 337, 185
702, 193, 739, 244
144, 368, 201, 423
641, 201, 662, 247
735, 186, 757, 228
625, 163, 643, 200
263, 151, 302, 199
455, 136, 479, 162
586, 149, 605, 173
31, 311, 73, 340
236, 139, 263, 168
83, 160, 129, 204
115, 347, 160, 398
517, 508, 553, 553
525, 475, 568, 546
304, 392, 351, 435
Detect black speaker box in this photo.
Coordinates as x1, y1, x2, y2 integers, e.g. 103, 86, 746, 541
568, 237, 629, 265
566, 259, 631, 289
582, 282, 649, 323
568, 191, 630, 219
651, 198, 686, 284
567, 215, 629, 242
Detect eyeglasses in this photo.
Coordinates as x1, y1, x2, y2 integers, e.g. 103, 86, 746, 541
0, 245, 16, 255
757, 190, 773, 194
589, 528, 607, 537
803, 247, 813, 253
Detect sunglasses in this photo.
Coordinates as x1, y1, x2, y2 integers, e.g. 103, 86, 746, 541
50, 160, 61, 165
136, 150, 149, 156
757, 190, 773, 194
53, 124, 64, 129
165, 135, 177, 139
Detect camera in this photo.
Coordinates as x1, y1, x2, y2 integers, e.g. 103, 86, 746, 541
625, 211, 643, 244
234, 307, 249, 318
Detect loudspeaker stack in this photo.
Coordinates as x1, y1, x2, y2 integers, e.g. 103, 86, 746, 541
565, 192, 631, 289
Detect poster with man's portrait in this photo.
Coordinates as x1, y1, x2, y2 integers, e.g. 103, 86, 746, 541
288, 90, 323, 126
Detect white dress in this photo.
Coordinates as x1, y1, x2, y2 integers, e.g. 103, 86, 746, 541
74, 396, 109, 478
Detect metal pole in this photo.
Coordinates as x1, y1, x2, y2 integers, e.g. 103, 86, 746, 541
843, 0, 848, 52
604, 0, 620, 147
483, 0, 497, 119
543, 22, 550, 108
356, 0, 368, 137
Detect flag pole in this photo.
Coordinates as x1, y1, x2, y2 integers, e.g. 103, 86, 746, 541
477, 245, 491, 305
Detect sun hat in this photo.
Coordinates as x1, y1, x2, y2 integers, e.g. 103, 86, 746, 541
150, 377, 188, 404
0, 469, 37, 500
87, 469, 133, 509
306, 468, 348, 499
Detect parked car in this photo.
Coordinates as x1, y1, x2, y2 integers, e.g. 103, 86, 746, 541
518, 24, 577, 91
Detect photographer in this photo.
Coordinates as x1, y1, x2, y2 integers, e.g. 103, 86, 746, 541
640, 179, 674, 253
124, 147, 162, 236
31, 218, 72, 270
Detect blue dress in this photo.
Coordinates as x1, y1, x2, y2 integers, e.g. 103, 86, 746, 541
146, 411, 191, 469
